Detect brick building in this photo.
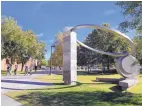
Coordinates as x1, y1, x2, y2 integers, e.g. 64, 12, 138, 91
1, 58, 33, 71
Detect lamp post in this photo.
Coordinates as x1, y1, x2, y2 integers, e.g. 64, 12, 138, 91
49, 45, 55, 75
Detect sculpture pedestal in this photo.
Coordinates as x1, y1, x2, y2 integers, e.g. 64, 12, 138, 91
119, 78, 138, 90
96, 77, 124, 84
63, 32, 77, 85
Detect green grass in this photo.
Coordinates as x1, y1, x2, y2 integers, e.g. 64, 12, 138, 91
1, 70, 25, 76
5, 72, 142, 106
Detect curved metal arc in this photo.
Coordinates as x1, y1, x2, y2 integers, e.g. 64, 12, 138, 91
65, 24, 136, 56
77, 40, 128, 57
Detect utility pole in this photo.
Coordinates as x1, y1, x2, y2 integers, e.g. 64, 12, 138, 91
49, 45, 55, 75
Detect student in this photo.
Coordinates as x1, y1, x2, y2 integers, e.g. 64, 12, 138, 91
6, 63, 11, 76
14, 62, 18, 75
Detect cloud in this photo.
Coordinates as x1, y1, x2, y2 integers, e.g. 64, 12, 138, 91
104, 10, 116, 15
36, 33, 43, 37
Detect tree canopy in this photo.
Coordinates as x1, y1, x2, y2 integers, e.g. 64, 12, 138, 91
1, 16, 46, 69
77, 24, 130, 70
116, 1, 142, 35
133, 36, 142, 65
48, 32, 63, 67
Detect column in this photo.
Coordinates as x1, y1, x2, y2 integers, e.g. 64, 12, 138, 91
63, 31, 77, 85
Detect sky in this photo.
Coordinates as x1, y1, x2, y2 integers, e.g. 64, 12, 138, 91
1, 1, 135, 59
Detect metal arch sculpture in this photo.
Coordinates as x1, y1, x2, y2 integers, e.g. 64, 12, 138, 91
64, 24, 140, 78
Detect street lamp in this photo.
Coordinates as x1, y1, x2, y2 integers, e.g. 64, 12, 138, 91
49, 45, 55, 75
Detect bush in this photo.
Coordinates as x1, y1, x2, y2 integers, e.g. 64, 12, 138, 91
40, 59, 48, 66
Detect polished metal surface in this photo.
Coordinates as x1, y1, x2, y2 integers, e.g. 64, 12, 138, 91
77, 40, 127, 57
115, 55, 140, 78
64, 24, 136, 57
63, 24, 140, 78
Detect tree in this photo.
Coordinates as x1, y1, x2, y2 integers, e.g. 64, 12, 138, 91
77, 24, 130, 71
1, 17, 24, 63
40, 59, 48, 66
133, 36, 142, 65
1, 16, 46, 70
17, 31, 46, 71
49, 32, 63, 68
116, 1, 142, 35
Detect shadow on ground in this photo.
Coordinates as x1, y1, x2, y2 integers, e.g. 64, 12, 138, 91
77, 70, 117, 76
29, 70, 117, 76
16, 90, 142, 106
1, 80, 124, 92
1, 79, 53, 91
30, 70, 63, 75
1, 79, 52, 86
1, 82, 80, 91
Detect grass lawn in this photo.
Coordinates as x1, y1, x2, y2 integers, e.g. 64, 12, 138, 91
6, 72, 142, 106
1, 70, 25, 76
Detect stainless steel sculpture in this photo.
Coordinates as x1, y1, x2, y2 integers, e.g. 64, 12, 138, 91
64, 24, 140, 79
63, 24, 141, 89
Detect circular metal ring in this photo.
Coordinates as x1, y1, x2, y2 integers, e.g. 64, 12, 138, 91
63, 24, 140, 78
64, 24, 136, 57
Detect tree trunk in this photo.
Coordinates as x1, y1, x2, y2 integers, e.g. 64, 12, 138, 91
107, 56, 110, 71
21, 62, 24, 71
59, 66, 61, 70
10, 56, 14, 64
107, 64, 110, 71
88, 65, 89, 74
101, 62, 105, 74
11, 58, 12, 64
102, 63, 105, 71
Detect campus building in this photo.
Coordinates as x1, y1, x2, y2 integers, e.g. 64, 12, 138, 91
1, 58, 34, 71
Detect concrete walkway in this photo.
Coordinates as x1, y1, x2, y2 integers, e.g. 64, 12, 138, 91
1, 70, 53, 93
1, 94, 23, 106
1, 69, 54, 106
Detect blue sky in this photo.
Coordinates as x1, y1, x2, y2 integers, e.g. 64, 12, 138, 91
1, 1, 135, 59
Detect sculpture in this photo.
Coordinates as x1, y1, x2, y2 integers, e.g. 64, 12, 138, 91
63, 24, 141, 89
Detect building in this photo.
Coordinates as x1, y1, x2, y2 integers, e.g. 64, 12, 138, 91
1, 58, 33, 71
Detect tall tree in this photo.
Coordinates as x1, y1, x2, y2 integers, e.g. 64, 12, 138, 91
1, 17, 24, 63
1, 16, 46, 70
50, 32, 63, 68
116, 1, 142, 35
77, 24, 130, 70
133, 36, 142, 65
40, 59, 48, 66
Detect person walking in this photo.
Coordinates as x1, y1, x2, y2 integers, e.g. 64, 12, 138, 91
6, 63, 12, 76
14, 62, 18, 75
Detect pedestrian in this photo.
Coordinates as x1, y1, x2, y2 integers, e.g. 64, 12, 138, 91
6, 63, 11, 75
24, 64, 29, 75
14, 62, 18, 75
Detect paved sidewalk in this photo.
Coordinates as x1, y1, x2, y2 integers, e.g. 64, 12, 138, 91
1, 70, 53, 106
1, 94, 23, 106
1, 70, 53, 93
